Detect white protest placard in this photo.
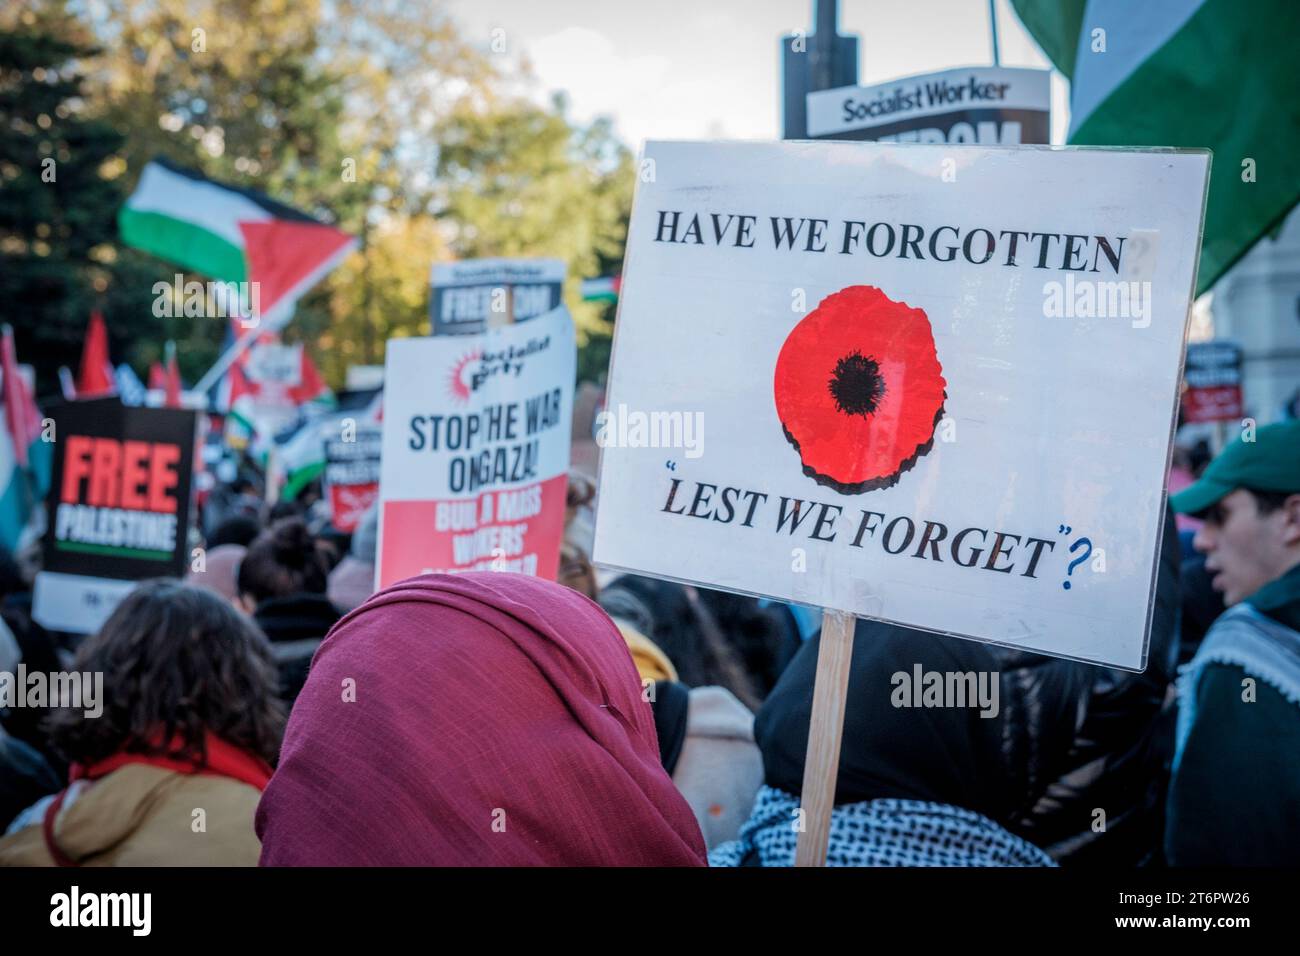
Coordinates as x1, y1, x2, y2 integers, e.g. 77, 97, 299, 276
245, 341, 303, 386
592, 141, 1210, 671
376, 306, 575, 588
324, 425, 382, 533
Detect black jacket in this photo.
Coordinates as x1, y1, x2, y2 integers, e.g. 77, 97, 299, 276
1001, 509, 1181, 866
253, 593, 341, 704
1165, 560, 1300, 866
756, 509, 1181, 867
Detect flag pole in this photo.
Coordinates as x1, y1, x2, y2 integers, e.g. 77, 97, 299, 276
988, 0, 1001, 66
192, 323, 261, 400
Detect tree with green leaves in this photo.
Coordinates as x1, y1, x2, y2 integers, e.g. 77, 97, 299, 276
434, 94, 633, 383
10, 1, 635, 393
0, 3, 161, 394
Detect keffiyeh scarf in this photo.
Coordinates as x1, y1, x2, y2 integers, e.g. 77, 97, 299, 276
709, 785, 1056, 867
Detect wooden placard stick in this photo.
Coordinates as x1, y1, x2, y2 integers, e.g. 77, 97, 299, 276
794, 607, 857, 867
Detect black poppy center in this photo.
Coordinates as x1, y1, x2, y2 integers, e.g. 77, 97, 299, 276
828, 351, 885, 418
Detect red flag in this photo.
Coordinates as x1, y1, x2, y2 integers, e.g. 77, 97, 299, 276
164, 341, 182, 408
77, 311, 116, 398
238, 220, 357, 327
288, 346, 328, 405
148, 361, 167, 391
2, 326, 38, 469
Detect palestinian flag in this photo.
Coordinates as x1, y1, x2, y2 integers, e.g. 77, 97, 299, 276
221, 337, 333, 411
581, 276, 621, 303
277, 393, 381, 502
1011, 0, 1300, 293
119, 158, 358, 328
219, 334, 334, 452
0, 327, 52, 552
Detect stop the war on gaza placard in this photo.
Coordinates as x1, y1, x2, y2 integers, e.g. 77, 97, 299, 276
33, 399, 198, 633
592, 141, 1210, 671
376, 305, 575, 589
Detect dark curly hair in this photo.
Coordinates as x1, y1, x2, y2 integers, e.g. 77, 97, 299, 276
598, 574, 762, 710
237, 517, 332, 605
46, 580, 285, 767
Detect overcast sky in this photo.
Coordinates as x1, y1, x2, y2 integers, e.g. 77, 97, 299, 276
446, 0, 1070, 147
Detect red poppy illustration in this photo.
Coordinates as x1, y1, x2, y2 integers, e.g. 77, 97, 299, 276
774, 285, 946, 494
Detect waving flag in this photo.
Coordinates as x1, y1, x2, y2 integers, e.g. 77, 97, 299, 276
0, 327, 51, 551
119, 158, 357, 329
76, 311, 116, 398
1011, 0, 1300, 293
581, 275, 621, 303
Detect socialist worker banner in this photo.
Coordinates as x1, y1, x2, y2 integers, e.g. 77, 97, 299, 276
34, 399, 197, 632
376, 306, 575, 588
806, 66, 1051, 145
591, 141, 1211, 672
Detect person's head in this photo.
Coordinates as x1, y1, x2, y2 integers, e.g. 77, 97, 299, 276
1172, 421, 1300, 605
255, 572, 706, 865
47, 580, 284, 767
559, 471, 598, 600
185, 544, 246, 604
598, 574, 761, 710
757, 617, 1013, 819
695, 588, 798, 698
207, 514, 261, 549
350, 505, 379, 564
237, 517, 331, 612
1190, 488, 1300, 605
265, 500, 303, 525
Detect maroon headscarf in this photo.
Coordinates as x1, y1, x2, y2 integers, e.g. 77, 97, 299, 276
256, 572, 707, 866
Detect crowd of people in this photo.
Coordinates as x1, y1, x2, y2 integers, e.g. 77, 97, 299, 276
0, 419, 1296, 866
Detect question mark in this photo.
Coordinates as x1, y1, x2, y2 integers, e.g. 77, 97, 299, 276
1063, 537, 1092, 589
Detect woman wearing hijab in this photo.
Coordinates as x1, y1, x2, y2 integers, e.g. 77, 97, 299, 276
0, 581, 284, 866
256, 572, 707, 866
558, 481, 763, 851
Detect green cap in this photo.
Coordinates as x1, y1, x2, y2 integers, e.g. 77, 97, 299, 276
1171, 419, 1300, 515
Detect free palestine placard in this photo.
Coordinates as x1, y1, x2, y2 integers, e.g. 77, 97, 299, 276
34, 400, 197, 632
